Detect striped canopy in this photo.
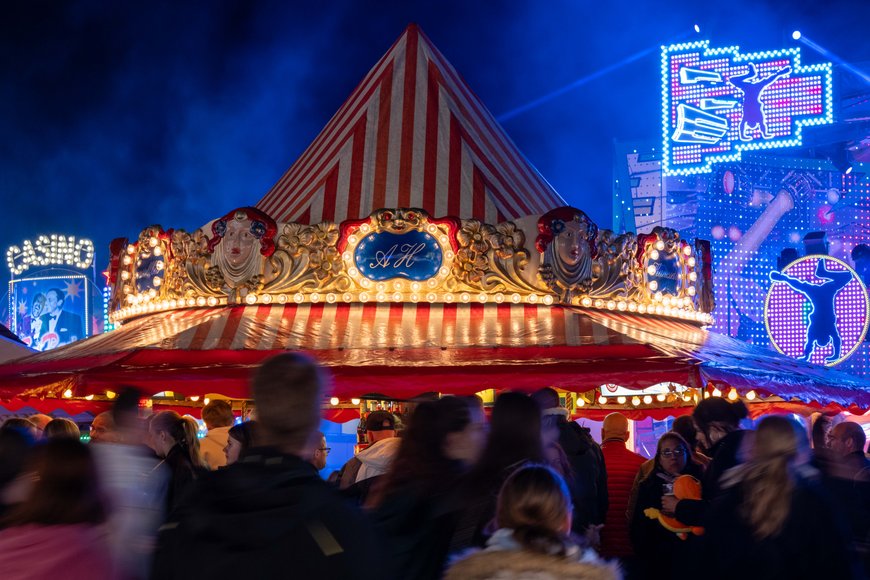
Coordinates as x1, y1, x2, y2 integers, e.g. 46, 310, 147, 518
255, 24, 565, 225
1, 303, 867, 412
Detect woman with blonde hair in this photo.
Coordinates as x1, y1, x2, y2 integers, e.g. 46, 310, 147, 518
702, 415, 858, 579
43, 417, 80, 440
446, 464, 620, 579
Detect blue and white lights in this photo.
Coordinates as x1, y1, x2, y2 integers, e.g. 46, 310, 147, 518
661, 40, 833, 176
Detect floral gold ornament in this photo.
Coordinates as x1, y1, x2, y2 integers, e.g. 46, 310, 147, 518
108, 205, 714, 325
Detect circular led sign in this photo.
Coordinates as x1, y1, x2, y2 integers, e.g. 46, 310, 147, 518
765, 255, 869, 366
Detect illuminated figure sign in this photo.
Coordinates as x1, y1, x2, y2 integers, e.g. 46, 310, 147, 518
765, 256, 869, 366
6, 235, 95, 275
355, 230, 443, 281
9, 275, 90, 351
661, 40, 833, 175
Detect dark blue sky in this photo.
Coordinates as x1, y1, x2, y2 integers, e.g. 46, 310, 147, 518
2, 0, 868, 281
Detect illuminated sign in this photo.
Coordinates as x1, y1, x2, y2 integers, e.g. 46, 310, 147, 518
9, 275, 90, 351
638, 228, 698, 302
6, 235, 95, 275
765, 256, 869, 366
661, 40, 833, 175
354, 230, 443, 281
601, 382, 689, 398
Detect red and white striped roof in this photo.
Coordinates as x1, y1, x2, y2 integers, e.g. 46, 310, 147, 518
255, 24, 565, 224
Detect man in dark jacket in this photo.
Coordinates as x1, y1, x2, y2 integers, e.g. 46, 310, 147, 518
152, 354, 382, 579
827, 421, 870, 576
532, 388, 607, 535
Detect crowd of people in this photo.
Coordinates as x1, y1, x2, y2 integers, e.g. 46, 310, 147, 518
0, 354, 867, 579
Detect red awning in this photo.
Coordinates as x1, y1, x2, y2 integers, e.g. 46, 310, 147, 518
0, 304, 867, 412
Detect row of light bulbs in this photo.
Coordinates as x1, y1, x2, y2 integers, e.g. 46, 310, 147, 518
111, 287, 714, 324
330, 397, 362, 406
578, 295, 712, 323
595, 387, 758, 406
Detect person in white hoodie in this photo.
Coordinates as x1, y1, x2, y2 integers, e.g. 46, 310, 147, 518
199, 400, 234, 470
338, 411, 401, 499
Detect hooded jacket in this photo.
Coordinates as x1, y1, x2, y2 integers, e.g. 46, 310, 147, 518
151, 447, 383, 580
445, 529, 621, 580
355, 436, 402, 482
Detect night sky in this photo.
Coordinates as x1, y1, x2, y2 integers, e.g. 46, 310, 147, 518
2, 0, 868, 284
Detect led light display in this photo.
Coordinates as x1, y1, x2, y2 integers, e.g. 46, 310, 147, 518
617, 146, 870, 377
661, 40, 833, 176
765, 256, 868, 366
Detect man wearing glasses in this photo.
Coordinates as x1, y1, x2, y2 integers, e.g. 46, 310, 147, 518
310, 431, 331, 472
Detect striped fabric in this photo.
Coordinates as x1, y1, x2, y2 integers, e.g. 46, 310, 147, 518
31, 304, 647, 360
255, 24, 565, 224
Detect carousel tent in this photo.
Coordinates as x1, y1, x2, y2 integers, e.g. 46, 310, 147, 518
255, 24, 565, 224
1, 25, 869, 418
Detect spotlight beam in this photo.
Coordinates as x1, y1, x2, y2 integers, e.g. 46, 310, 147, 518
798, 35, 870, 85
497, 44, 659, 122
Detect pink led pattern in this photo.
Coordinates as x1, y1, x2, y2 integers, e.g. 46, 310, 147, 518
661, 41, 833, 175
765, 257, 869, 366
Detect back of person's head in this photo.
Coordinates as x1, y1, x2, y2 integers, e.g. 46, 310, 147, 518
740, 416, 806, 539
471, 392, 544, 491
112, 387, 142, 431
2, 438, 105, 527
531, 387, 561, 411
28, 414, 53, 434
496, 464, 574, 556
251, 353, 326, 454
693, 397, 748, 447
671, 415, 698, 450
0, 427, 35, 491
181, 416, 207, 468
365, 410, 397, 443
44, 418, 81, 440
202, 399, 234, 430
1, 418, 37, 438
601, 412, 630, 442
228, 421, 257, 451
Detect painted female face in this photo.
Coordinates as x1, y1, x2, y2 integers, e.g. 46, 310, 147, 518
222, 219, 256, 268
555, 221, 586, 267
659, 438, 688, 476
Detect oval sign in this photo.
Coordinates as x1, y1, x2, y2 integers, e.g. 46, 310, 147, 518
354, 231, 443, 281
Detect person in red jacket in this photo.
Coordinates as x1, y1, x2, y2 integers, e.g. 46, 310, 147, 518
599, 412, 646, 568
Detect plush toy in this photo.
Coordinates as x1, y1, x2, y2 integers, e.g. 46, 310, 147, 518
643, 475, 705, 540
